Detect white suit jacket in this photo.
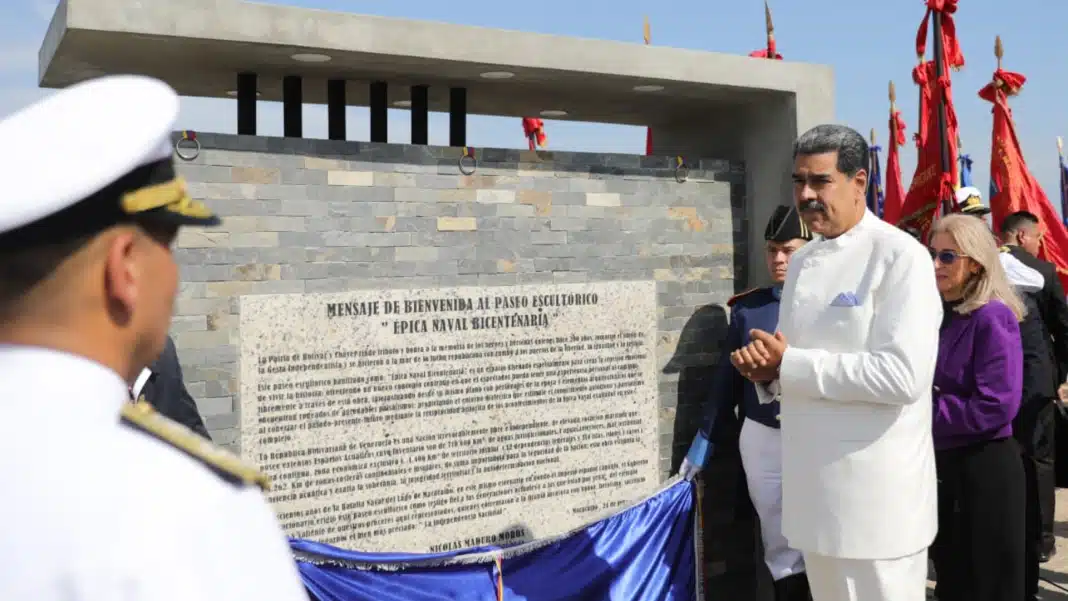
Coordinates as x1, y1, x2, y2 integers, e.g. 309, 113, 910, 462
758, 210, 942, 560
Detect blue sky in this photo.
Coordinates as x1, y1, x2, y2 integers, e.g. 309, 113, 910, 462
1, 0, 1064, 210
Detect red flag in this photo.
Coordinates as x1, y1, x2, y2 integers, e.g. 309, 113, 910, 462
981, 69, 1068, 289
883, 110, 907, 224
748, 48, 783, 60
521, 117, 547, 151
898, 0, 963, 237
897, 61, 960, 237
915, 0, 964, 71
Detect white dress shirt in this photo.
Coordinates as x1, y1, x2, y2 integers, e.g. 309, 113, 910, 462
0, 344, 308, 601
758, 210, 942, 560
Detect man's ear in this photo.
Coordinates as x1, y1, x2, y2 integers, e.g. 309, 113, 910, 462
102, 229, 140, 323
854, 169, 869, 199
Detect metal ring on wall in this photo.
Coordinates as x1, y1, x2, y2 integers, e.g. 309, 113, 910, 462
674, 155, 689, 183
175, 131, 201, 161
459, 147, 477, 175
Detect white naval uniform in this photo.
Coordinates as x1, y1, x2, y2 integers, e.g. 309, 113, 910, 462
0, 345, 308, 601
738, 418, 805, 581
757, 210, 942, 601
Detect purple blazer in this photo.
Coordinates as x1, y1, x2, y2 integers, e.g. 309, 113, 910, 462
933, 299, 1023, 451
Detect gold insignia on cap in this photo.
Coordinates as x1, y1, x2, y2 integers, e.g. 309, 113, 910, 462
121, 401, 270, 490
120, 177, 215, 220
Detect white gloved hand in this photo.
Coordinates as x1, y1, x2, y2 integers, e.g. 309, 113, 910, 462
679, 457, 701, 481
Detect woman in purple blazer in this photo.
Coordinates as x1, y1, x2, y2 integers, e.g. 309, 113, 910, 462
928, 214, 1027, 601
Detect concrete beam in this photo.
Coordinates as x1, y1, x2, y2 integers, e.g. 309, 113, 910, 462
38, 0, 833, 127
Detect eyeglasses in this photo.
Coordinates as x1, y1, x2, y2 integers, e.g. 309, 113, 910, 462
929, 248, 968, 265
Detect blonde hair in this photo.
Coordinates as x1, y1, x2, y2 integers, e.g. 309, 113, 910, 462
929, 214, 1026, 321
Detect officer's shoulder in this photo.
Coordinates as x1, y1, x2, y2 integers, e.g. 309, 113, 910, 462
120, 401, 269, 490
727, 287, 772, 308
1000, 245, 1012, 254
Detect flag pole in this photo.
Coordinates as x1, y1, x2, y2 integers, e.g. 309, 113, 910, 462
764, 1, 775, 56
931, 10, 953, 216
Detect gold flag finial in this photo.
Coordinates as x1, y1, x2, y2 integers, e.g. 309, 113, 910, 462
764, 1, 774, 35
643, 16, 650, 45
995, 35, 1003, 70
889, 80, 896, 110
1058, 136, 1064, 156
870, 129, 876, 145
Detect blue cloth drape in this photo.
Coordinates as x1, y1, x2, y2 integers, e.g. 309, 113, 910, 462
291, 479, 696, 601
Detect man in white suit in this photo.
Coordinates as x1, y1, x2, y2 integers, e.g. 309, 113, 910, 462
731, 124, 942, 601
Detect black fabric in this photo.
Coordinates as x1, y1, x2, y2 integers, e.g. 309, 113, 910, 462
764, 205, 811, 242
931, 438, 1026, 601
772, 573, 812, 601
1014, 398, 1057, 600
1008, 245, 1068, 383
1017, 292, 1057, 405
141, 336, 211, 441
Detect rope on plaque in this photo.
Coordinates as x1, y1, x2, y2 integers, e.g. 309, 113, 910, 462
674, 155, 689, 183
493, 553, 505, 601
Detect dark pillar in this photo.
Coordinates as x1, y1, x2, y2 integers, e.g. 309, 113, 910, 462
236, 72, 257, 136
282, 76, 302, 138
369, 81, 388, 143
410, 85, 429, 145
449, 87, 467, 147
327, 79, 346, 141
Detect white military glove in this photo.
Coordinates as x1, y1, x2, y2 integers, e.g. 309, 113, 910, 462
678, 431, 712, 481
679, 457, 702, 481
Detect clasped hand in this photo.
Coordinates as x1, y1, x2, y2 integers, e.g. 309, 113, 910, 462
730, 329, 788, 383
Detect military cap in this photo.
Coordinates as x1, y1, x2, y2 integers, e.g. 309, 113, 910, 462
0, 75, 219, 250
955, 186, 990, 216
765, 204, 812, 242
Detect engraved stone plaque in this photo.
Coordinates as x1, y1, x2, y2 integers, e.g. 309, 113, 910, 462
239, 281, 659, 553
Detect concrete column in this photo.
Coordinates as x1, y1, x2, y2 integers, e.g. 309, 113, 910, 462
449, 87, 467, 147
369, 81, 388, 143
327, 79, 346, 141
282, 75, 302, 138
236, 72, 257, 136
410, 85, 429, 145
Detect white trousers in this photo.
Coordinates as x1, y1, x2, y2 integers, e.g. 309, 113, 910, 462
803, 549, 928, 601
738, 418, 805, 581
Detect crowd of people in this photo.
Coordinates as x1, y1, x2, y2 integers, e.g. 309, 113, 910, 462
683, 123, 1068, 601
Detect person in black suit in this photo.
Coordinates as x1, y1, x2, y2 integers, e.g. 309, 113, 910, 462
1001, 210, 1068, 563
135, 335, 211, 440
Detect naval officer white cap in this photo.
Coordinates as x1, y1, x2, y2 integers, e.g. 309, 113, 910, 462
0, 74, 219, 250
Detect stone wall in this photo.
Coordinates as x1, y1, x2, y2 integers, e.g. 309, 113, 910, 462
169, 132, 748, 479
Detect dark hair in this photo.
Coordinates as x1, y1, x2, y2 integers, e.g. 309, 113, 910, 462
1000, 211, 1039, 235
793, 124, 870, 177
0, 237, 91, 320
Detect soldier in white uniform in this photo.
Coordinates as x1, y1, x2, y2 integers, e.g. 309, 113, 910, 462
731, 124, 942, 601
0, 75, 309, 601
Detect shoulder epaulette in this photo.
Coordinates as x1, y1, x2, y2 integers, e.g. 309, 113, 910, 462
999, 245, 1011, 254
121, 401, 270, 491
727, 287, 760, 307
